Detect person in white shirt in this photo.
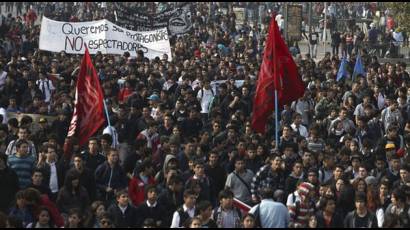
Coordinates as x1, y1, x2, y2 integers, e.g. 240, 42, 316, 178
170, 189, 197, 228
197, 78, 214, 124
36, 71, 55, 103
0, 65, 7, 91
0, 107, 7, 124
291, 113, 309, 138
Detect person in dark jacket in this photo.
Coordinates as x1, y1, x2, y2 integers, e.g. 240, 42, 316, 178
158, 175, 184, 227
81, 137, 105, 173
251, 154, 286, 203
95, 148, 128, 203
343, 192, 378, 228
27, 169, 52, 199
56, 170, 90, 215
66, 154, 97, 202
136, 185, 167, 227
185, 160, 212, 204
315, 197, 344, 228
107, 190, 139, 228
0, 153, 19, 212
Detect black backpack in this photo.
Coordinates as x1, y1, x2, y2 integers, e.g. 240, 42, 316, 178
177, 207, 191, 227
253, 204, 262, 228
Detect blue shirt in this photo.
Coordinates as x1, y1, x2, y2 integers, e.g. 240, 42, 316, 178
249, 199, 290, 228
7, 154, 35, 189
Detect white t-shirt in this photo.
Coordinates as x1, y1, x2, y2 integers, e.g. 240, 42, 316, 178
0, 107, 7, 124
197, 88, 214, 114
286, 191, 301, 207
36, 79, 55, 103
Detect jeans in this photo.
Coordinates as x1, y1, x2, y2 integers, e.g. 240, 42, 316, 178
332, 44, 339, 56
310, 44, 317, 58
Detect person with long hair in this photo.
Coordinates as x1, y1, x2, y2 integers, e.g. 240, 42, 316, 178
84, 201, 106, 228
352, 177, 368, 194
56, 171, 90, 216
384, 188, 410, 227
375, 180, 391, 227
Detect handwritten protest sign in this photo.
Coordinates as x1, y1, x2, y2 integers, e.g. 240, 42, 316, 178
233, 7, 246, 25
39, 17, 172, 60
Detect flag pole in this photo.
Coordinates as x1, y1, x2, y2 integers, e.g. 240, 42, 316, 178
102, 99, 112, 128
273, 14, 279, 151
274, 89, 279, 151
84, 42, 112, 128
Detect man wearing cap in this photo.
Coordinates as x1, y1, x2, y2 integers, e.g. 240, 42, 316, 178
378, 125, 404, 158
33, 117, 50, 147
147, 93, 161, 121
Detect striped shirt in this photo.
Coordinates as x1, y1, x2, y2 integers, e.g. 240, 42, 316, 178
307, 137, 325, 153
288, 201, 315, 227
7, 154, 36, 189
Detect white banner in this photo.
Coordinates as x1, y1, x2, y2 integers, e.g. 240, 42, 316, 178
39, 17, 172, 60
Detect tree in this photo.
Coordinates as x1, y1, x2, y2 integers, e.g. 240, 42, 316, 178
386, 2, 410, 32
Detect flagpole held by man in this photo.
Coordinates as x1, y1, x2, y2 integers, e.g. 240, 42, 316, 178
251, 14, 305, 146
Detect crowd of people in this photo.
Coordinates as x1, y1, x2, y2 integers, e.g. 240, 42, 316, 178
0, 2, 409, 228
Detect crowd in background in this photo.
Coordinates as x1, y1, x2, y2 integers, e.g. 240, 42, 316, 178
0, 2, 409, 228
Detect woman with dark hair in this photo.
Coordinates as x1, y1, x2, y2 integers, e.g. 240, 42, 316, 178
375, 180, 391, 227
384, 187, 410, 227
242, 213, 257, 228
315, 197, 344, 228
56, 171, 90, 216
83, 201, 105, 228
352, 177, 368, 194
26, 206, 56, 228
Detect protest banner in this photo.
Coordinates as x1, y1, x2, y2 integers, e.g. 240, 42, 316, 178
286, 4, 303, 41
39, 17, 172, 60
113, 3, 193, 36
233, 7, 246, 25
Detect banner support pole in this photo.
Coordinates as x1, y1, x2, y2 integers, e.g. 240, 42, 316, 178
275, 89, 279, 151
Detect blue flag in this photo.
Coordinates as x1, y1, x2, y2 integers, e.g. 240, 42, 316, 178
336, 56, 348, 82
353, 54, 366, 80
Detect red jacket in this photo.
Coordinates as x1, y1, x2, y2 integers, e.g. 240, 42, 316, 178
128, 175, 156, 207
38, 195, 64, 227
117, 88, 134, 103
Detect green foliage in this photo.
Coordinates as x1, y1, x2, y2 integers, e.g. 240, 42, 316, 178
386, 2, 410, 32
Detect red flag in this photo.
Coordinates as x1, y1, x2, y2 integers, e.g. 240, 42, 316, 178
67, 47, 105, 146
251, 16, 305, 134
233, 198, 251, 215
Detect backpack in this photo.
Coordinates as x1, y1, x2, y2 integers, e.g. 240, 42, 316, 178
177, 207, 191, 227
253, 204, 262, 228
213, 206, 242, 227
